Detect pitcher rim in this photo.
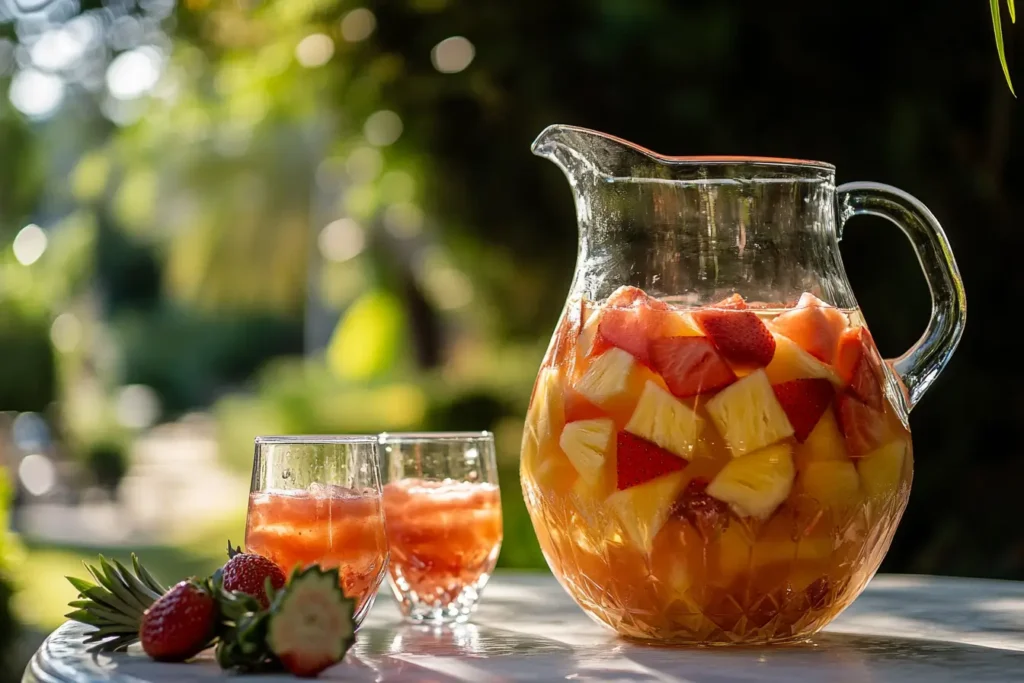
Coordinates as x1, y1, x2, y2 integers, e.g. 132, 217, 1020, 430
534, 124, 836, 172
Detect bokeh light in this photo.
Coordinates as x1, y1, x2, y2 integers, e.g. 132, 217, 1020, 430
12, 223, 48, 265
106, 46, 163, 100
340, 8, 375, 42
295, 33, 334, 68
8, 67, 64, 117
318, 218, 366, 263
12, 412, 50, 453
431, 36, 475, 74
115, 384, 161, 430
364, 110, 403, 147
383, 202, 424, 239
50, 313, 82, 353
19, 453, 56, 497
346, 146, 383, 183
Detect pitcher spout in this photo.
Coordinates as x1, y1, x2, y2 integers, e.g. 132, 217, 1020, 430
531, 124, 655, 181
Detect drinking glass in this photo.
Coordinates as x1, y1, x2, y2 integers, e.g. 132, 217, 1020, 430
379, 431, 503, 623
245, 435, 389, 627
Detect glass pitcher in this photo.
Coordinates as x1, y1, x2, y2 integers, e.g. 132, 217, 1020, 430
520, 125, 966, 645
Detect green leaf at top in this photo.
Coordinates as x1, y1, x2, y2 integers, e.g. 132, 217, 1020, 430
1009, 0, 1017, 24
992, 0, 1017, 95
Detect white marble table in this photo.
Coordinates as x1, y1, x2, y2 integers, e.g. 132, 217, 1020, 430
24, 573, 1024, 682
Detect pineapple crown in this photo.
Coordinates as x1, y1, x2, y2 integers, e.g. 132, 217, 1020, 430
64, 554, 166, 653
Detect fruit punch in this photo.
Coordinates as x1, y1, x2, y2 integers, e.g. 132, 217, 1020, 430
383, 479, 502, 606
245, 485, 388, 621
521, 286, 912, 644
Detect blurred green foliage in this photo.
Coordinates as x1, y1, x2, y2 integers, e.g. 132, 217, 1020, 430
0, 8, 1019, 673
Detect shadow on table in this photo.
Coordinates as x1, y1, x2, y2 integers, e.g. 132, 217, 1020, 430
351, 623, 1024, 682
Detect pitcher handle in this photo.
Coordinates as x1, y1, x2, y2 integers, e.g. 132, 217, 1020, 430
837, 182, 966, 411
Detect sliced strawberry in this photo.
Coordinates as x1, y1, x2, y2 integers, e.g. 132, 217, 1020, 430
650, 336, 736, 397
772, 378, 835, 443
605, 285, 667, 309
692, 308, 776, 367
713, 293, 748, 310
616, 431, 687, 490
596, 308, 652, 364
769, 293, 846, 364
594, 289, 669, 365
835, 327, 884, 410
836, 393, 889, 456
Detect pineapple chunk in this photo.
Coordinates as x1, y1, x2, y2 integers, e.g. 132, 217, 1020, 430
654, 310, 702, 338
530, 367, 565, 445
559, 418, 614, 486
575, 347, 635, 406
624, 381, 702, 460
530, 447, 577, 492
707, 443, 795, 519
577, 305, 602, 359
796, 408, 847, 467
799, 460, 860, 510
706, 370, 794, 457
857, 440, 908, 499
765, 333, 842, 387
522, 367, 571, 490
606, 471, 686, 553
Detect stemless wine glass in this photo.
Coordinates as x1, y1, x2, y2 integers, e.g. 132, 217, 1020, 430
245, 435, 389, 627
379, 432, 503, 624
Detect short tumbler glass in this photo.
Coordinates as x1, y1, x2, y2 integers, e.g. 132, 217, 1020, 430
244, 435, 389, 627
380, 431, 503, 623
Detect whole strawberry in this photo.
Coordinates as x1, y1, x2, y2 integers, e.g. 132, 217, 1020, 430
222, 541, 286, 608
140, 580, 216, 662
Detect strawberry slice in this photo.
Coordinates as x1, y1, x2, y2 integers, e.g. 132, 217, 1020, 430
836, 393, 889, 456
650, 336, 736, 397
835, 327, 884, 410
713, 293, 748, 310
769, 293, 846, 364
692, 308, 776, 367
772, 378, 835, 443
593, 289, 669, 365
616, 431, 687, 490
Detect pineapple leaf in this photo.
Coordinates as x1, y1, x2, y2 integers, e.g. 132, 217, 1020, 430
66, 576, 97, 596
64, 609, 105, 625
80, 584, 142, 620
72, 603, 140, 628
98, 557, 151, 614
111, 558, 163, 603
132, 553, 166, 594
991, 0, 1017, 95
